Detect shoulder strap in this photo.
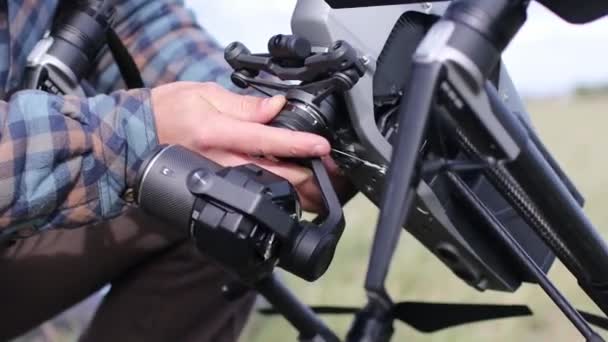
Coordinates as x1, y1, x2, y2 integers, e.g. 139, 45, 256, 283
106, 27, 145, 89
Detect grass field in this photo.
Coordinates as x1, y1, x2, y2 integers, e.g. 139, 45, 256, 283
242, 94, 608, 342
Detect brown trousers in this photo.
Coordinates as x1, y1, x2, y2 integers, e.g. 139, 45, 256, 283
0, 208, 255, 342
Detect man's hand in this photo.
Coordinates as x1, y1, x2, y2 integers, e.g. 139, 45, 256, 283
151, 81, 335, 212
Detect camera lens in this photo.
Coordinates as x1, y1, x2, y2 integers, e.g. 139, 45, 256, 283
270, 89, 338, 139
49, 2, 114, 79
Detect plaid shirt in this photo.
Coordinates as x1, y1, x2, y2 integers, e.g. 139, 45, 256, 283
0, 0, 233, 235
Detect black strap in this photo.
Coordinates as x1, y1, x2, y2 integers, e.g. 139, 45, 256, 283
106, 27, 145, 89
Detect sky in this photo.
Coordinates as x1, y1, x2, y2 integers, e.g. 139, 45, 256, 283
185, 0, 608, 97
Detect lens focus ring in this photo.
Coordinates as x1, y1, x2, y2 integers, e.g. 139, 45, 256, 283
269, 90, 338, 139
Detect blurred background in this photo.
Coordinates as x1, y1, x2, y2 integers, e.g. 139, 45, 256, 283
190, 0, 608, 98
13, 1, 608, 341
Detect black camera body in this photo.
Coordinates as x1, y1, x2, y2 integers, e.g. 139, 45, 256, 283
188, 164, 300, 282
136, 145, 297, 283
136, 145, 345, 283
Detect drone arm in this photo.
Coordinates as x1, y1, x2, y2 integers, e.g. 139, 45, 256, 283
493, 93, 608, 316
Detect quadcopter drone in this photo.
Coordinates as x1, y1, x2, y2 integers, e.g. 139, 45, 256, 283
136, 0, 608, 341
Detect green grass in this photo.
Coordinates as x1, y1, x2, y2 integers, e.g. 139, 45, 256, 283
242, 95, 608, 342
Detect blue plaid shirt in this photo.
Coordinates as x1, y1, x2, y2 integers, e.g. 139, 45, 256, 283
0, 0, 233, 233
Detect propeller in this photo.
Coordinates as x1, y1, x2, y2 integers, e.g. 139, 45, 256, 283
579, 311, 608, 331
392, 302, 530, 333
260, 302, 608, 333
260, 301, 531, 332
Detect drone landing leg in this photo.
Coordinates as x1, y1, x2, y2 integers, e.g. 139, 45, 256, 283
345, 62, 444, 342
255, 274, 340, 342
446, 171, 604, 342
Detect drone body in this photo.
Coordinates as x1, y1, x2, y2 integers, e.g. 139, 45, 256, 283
288, 0, 556, 293
218, 1, 608, 340
139, 1, 608, 341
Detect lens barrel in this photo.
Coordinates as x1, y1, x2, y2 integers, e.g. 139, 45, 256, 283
49, 2, 114, 79
270, 90, 339, 139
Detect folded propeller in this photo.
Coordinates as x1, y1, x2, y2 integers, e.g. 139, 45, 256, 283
260, 302, 608, 334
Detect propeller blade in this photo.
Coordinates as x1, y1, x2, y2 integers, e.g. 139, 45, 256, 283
259, 306, 359, 315
260, 302, 532, 333
392, 302, 532, 333
579, 310, 608, 331
259, 303, 608, 334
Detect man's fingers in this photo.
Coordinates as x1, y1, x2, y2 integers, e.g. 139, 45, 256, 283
203, 116, 330, 157
224, 95, 286, 123
201, 149, 326, 213
295, 180, 325, 214
202, 150, 314, 186
198, 83, 286, 123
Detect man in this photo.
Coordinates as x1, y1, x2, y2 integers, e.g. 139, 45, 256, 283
0, 0, 337, 341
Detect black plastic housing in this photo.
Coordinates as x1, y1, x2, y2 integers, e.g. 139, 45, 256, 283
137, 145, 346, 283
324, 0, 608, 24
408, 171, 554, 292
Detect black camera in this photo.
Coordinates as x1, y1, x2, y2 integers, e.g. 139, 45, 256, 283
136, 144, 345, 283
23, 0, 143, 96
24, 1, 115, 96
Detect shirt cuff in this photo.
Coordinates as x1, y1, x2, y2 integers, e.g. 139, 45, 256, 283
86, 88, 159, 219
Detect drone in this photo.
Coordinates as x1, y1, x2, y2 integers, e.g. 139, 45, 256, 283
136, 0, 608, 341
